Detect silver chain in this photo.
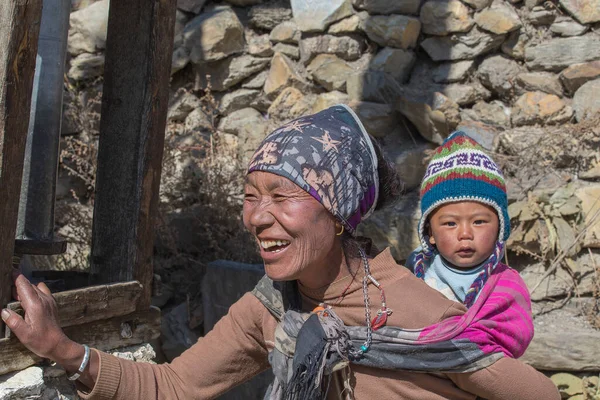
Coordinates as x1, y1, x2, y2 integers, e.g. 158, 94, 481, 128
349, 248, 373, 359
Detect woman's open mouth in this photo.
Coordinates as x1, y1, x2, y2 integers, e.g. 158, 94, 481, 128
260, 240, 290, 253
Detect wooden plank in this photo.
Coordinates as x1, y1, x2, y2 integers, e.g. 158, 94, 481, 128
0, 306, 161, 376
0, 0, 43, 332
89, 0, 177, 309
5, 281, 143, 338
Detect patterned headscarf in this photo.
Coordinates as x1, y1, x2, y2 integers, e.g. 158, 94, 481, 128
247, 105, 379, 236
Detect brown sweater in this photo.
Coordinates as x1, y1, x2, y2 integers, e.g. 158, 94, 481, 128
79, 249, 559, 400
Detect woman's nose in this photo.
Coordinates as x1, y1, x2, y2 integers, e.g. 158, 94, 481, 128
248, 199, 275, 228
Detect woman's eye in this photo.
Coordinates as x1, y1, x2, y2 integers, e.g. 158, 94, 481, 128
272, 194, 287, 201
244, 193, 257, 201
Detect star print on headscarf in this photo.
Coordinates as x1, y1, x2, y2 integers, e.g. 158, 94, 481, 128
312, 131, 341, 152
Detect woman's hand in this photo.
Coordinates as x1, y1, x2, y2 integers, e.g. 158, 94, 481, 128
1, 273, 71, 361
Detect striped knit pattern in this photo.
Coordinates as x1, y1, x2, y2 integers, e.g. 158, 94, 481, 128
415, 131, 510, 308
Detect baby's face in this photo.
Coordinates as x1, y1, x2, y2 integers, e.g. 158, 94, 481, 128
428, 201, 499, 269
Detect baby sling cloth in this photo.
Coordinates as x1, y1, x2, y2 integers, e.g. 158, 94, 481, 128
251, 263, 533, 400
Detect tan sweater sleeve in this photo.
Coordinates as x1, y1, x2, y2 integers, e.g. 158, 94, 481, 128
78, 292, 271, 400
447, 357, 560, 400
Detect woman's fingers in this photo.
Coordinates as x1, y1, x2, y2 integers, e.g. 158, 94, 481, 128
1, 308, 31, 338
36, 282, 51, 296
14, 274, 43, 311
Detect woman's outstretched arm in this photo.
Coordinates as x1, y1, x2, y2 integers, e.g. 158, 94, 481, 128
3, 275, 271, 399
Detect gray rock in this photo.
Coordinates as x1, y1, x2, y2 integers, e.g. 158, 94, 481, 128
242, 70, 269, 89
0, 367, 44, 399
527, 6, 556, 25
195, 54, 270, 92
396, 90, 453, 144
456, 120, 501, 150
219, 89, 261, 114
420, 0, 474, 36
183, 6, 245, 63
346, 70, 403, 103
550, 16, 588, 37
264, 52, 311, 98
67, 0, 109, 56
249, 1, 293, 30
461, 0, 493, 10
173, 10, 191, 48
573, 79, 600, 122
172, 47, 190, 75
461, 100, 511, 127
168, 89, 202, 122
224, 0, 263, 5
218, 107, 268, 162
352, 0, 421, 15
247, 33, 273, 57
478, 54, 523, 98
273, 42, 300, 59
362, 15, 421, 49
421, 27, 505, 61
369, 47, 416, 83
560, 61, 600, 95
347, 101, 398, 138
558, 0, 600, 24
511, 91, 570, 126
67, 52, 105, 81
308, 54, 355, 91
268, 87, 315, 121
442, 83, 489, 106
269, 21, 301, 44
112, 343, 157, 363
516, 72, 563, 96
311, 91, 351, 113
525, 35, 600, 71
432, 60, 474, 83
177, 0, 207, 13
474, 0, 522, 34
328, 14, 364, 34
358, 191, 422, 260
300, 34, 364, 64
501, 30, 529, 60
291, 0, 353, 32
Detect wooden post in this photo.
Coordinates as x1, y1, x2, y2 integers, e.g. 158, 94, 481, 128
0, 0, 43, 330
90, 0, 176, 309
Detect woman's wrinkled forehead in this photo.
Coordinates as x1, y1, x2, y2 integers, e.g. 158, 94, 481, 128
245, 171, 301, 191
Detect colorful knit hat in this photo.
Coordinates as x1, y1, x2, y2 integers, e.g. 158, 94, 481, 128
414, 131, 509, 308
418, 131, 510, 252
247, 104, 379, 236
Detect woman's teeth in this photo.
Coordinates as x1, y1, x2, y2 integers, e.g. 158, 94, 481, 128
260, 240, 290, 252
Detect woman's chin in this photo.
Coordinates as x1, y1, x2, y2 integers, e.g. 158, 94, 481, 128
263, 263, 298, 282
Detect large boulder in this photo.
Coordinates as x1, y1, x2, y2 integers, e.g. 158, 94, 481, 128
299, 35, 365, 64
525, 35, 600, 71
194, 54, 270, 91
182, 6, 245, 63
67, 0, 109, 56
218, 108, 268, 163
474, 0, 522, 34
461, 100, 511, 128
291, 0, 353, 32
558, 0, 600, 24
420, 0, 474, 36
516, 72, 563, 96
477, 54, 524, 98
421, 27, 505, 61
346, 70, 403, 104
267, 87, 314, 121
311, 91, 351, 113
549, 16, 588, 37
167, 89, 202, 122
353, 0, 421, 15
369, 48, 416, 83
362, 15, 421, 49
511, 91, 572, 126
573, 79, 600, 122
347, 101, 398, 138
219, 89, 261, 115
328, 14, 364, 34
560, 61, 600, 95
264, 52, 311, 98
247, 33, 273, 57
433, 60, 475, 83
269, 21, 301, 44
0, 367, 44, 399
307, 54, 355, 91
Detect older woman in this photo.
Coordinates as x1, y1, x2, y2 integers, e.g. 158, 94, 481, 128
4, 105, 559, 400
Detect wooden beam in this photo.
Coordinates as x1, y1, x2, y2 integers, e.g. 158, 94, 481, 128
89, 0, 177, 309
0, 306, 161, 376
0, 0, 43, 332
5, 281, 143, 338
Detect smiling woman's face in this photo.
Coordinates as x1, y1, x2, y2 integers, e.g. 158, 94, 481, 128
243, 171, 342, 288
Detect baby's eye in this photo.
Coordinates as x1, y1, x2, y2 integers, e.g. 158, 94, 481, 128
443, 221, 456, 227
474, 220, 487, 225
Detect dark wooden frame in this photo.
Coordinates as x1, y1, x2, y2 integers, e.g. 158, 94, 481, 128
0, 0, 177, 375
